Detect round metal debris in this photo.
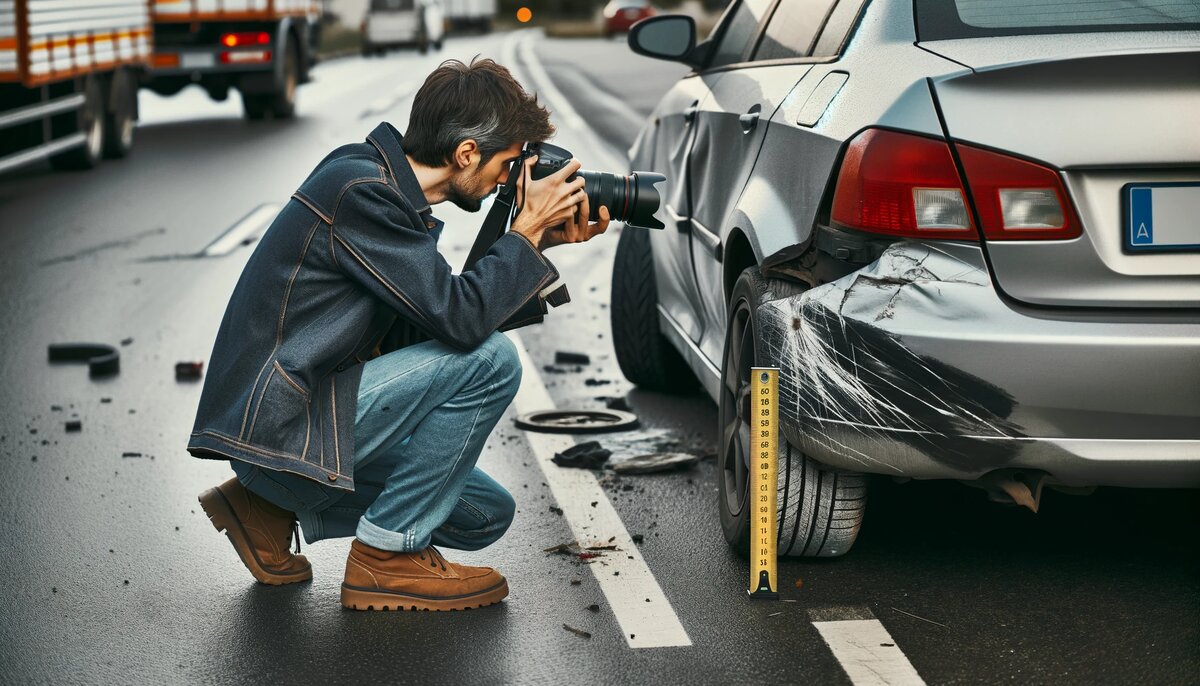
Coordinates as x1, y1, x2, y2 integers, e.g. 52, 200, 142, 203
514, 409, 639, 434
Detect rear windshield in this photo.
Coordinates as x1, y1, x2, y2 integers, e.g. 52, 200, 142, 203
371, 0, 415, 11
916, 0, 1200, 40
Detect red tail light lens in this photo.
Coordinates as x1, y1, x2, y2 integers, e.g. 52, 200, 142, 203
220, 32, 271, 48
831, 129, 979, 240
955, 144, 1081, 241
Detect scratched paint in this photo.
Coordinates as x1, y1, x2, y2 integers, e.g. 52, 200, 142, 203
756, 242, 1024, 474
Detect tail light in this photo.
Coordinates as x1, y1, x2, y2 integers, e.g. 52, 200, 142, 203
220, 50, 272, 63
220, 32, 271, 48
831, 129, 978, 240
956, 144, 1080, 240
830, 128, 1080, 242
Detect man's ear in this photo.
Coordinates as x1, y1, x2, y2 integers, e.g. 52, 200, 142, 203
453, 139, 479, 170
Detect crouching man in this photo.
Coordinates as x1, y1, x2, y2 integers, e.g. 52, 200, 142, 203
187, 58, 609, 611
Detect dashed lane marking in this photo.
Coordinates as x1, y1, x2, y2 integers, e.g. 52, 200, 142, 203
813, 613, 926, 685
508, 332, 692, 649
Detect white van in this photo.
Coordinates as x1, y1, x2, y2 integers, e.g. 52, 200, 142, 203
362, 0, 445, 56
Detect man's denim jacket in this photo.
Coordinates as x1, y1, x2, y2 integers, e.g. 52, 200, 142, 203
187, 122, 558, 491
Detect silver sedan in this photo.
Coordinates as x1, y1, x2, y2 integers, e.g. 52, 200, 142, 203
610, 0, 1200, 557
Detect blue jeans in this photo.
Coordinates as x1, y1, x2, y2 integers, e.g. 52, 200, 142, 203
231, 332, 521, 552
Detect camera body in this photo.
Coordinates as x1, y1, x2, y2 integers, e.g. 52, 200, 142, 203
521, 142, 667, 230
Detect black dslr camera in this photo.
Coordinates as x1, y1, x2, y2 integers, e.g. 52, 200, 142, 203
519, 142, 668, 230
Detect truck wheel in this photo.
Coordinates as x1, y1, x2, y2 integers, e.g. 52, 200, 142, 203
50, 75, 104, 170
102, 69, 136, 159
610, 226, 695, 392
269, 43, 299, 118
718, 266, 867, 557
242, 94, 270, 120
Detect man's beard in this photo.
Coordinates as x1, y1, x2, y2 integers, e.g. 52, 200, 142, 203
446, 165, 490, 213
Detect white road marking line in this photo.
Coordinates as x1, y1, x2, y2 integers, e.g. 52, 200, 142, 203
508, 331, 692, 649
511, 30, 587, 131
813, 618, 926, 686
203, 203, 279, 257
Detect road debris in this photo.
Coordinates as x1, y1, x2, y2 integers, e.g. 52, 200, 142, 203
548, 506, 564, 516
175, 361, 204, 381
631, 534, 644, 544
541, 365, 582, 374
583, 378, 611, 386
554, 351, 590, 365
891, 607, 948, 628
569, 576, 583, 586
600, 396, 632, 412
562, 624, 591, 639
545, 540, 621, 562
610, 452, 701, 475
767, 612, 783, 618
552, 441, 611, 470
100, 398, 112, 404
121, 452, 143, 458
48, 343, 120, 377
65, 420, 82, 432
795, 578, 804, 589
587, 604, 600, 613
515, 409, 638, 434
120, 337, 134, 346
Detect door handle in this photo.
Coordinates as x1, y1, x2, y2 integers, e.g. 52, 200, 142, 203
683, 102, 699, 124
738, 110, 760, 133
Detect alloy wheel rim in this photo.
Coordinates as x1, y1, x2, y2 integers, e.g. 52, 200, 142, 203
720, 298, 754, 517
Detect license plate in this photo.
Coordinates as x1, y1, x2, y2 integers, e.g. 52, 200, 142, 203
181, 52, 215, 69
1124, 182, 1200, 253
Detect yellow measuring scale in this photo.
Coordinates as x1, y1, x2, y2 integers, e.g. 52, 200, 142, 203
748, 367, 779, 600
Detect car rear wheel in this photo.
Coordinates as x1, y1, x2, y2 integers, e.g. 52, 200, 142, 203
719, 266, 867, 557
610, 226, 695, 392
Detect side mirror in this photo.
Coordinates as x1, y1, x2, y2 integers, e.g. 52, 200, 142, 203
628, 15, 698, 66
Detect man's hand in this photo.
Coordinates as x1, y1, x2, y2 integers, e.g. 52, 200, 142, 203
510, 155, 608, 250
538, 191, 611, 250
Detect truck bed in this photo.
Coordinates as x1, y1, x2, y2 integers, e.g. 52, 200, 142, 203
0, 0, 151, 87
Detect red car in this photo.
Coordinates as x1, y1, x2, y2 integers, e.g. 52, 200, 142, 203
604, 0, 655, 37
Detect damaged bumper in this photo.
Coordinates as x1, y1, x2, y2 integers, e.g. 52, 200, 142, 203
756, 241, 1200, 488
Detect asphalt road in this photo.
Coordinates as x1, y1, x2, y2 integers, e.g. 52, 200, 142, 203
0, 29, 1196, 685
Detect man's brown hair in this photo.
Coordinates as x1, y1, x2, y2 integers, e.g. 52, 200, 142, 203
403, 57, 555, 168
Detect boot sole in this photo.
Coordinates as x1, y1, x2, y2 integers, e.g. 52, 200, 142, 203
340, 579, 509, 611
198, 486, 312, 586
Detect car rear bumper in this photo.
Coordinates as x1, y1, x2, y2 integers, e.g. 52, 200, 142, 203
755, 240, 1200, 487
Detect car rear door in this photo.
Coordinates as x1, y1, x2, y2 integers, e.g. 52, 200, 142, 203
686, 0, 838, 365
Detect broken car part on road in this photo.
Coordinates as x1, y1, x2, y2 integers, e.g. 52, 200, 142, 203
514, 409, 638, 434
48, 343, 120, 377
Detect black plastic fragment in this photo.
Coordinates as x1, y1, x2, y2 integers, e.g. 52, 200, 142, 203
175, 361, 204, 381
554, 351, 590, 365
65, 420, 82, 432
552, 441, 611, 470
48, 343, 120, 377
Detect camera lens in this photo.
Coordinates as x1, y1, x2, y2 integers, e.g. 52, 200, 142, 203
577, 170, 667, 230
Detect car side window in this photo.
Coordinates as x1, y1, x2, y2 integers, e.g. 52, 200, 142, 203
755, 0, 838, 60
706, 0, 774, 69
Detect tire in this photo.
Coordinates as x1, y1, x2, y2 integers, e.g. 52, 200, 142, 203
242, 93, 270, 120
102, 69, 136, 159
49, 75, 104, 170
270, 42, 299, 118
718, 266, 867, 557
610, 226, 696, 392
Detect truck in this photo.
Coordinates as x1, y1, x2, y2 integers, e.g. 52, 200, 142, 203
0, 0, 150, 173
443, 0, 494, 33
143, 0, 320, 120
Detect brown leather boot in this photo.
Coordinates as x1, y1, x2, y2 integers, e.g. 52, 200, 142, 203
198, 477, 312, 585
340, 539, 508, 611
